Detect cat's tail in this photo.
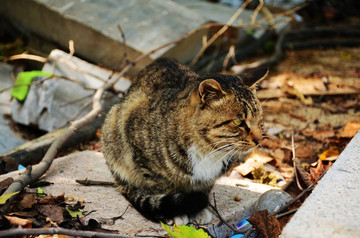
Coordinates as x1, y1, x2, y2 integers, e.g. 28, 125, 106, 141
125, 188, 209, 222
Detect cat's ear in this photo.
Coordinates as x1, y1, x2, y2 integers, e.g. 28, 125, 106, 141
239, 68, 268, 90
198, 79, 226, 104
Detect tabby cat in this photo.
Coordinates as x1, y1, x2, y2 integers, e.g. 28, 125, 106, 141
101, 58, 267, 225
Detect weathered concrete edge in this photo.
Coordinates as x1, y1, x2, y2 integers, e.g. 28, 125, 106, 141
281, 131, 360, 238
0, 0, 151, 74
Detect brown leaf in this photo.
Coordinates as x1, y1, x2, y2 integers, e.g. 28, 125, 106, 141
0, 178, 14, 192
38, 194, 57, 205
318, 149, 339, 161
294, 146, 314, 160
4, 215, 32, 228
234, 149, 274, 176
37, 193, 65, 205
260, 138, 281, 150
36, 205, 70, 224
16, 194, 36, 211
247, 210, 282, 238
302, 130, 335, 142
8, 211, 38, 218
310, 160, 333, 182
339, 120, 360, 138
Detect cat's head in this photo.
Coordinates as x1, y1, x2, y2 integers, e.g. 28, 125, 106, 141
189, 68, 268, 154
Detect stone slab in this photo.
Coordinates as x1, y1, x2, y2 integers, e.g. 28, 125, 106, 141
0, 63, 26, 154
0, 0, 205, 73
0, 0, 277, 74
281, 131, 360, 238
0, 150, 275, 237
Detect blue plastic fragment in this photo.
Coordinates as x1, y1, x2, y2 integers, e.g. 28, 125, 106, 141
18, 164, 25, 170
229, 216, 255, 238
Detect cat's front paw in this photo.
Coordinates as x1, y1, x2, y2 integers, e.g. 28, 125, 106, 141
189, 208, 212, 224
166, 214, 189, 226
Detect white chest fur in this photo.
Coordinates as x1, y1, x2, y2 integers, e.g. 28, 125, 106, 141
187, 143, 228, 183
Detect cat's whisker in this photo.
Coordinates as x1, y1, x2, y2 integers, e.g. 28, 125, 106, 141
204, 139, 235, 150
211, 146, 238, 170
208, 143, 236, 160
203, 140, 237, 156
207, 143, 235, 157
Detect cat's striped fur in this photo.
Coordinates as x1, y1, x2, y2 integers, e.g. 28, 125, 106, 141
101, 58, 266, 224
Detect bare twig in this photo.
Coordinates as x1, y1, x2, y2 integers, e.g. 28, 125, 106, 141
7, 52, 107, 83
250, 0, 264, 24
243, 227, 257, 238
117, 24, 128, 68
274, 208, 298, 219
0, 227, 147, 238
270, 170, 327, 217
222, 44, 237, 71
209, 193, 247, 234
291, 131, 304, 191
190, 0, 251, 66
8, 53, 48, 63
68, 40, 75, 57
76, 179, 115, 186
241, 3, 307, 29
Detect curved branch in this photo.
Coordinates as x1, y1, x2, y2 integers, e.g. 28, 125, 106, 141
0, 227, 142, 238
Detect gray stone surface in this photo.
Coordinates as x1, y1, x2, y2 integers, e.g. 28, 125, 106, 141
0, 0, 205, 73
0, 0, 283, 74
0, 63, 26, 154
0, 150, 275, 237
281, 131, 360, 238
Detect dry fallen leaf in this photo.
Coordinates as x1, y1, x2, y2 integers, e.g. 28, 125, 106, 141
310, 159, 332, 182
36, 204, 70, 224
339, 120, 360, 138
4, 215, 32, 228
302, 130, 335, 142
251, 166, 279, 187
318, 149, 339, 161
234, 149, 274, 176
247, 210, 282, 238
16, 194, 36, 211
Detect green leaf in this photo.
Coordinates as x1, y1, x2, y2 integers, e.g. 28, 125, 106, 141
0, 191, 20, 205
161, 222, 211, 238
11, 70, 53, 101
37, 187, 46, 197
66, 207, 83, 218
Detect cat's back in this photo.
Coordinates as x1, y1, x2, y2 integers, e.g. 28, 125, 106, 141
130, 58, 199, 94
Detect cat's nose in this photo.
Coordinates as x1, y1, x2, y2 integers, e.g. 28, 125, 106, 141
251, 129, 263, 145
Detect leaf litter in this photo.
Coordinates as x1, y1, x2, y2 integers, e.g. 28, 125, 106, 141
228, 46, 360, 236
237, 46, 360, 191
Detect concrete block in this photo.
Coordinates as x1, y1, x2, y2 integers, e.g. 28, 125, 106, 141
281, 131, 360, 238
0, 0, 273, 74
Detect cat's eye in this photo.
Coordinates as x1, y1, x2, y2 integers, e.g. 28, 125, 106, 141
233, 120, 250, 132
233, 119, 243, 126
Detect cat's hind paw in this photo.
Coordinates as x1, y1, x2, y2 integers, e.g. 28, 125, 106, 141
189, 208, 212, 224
